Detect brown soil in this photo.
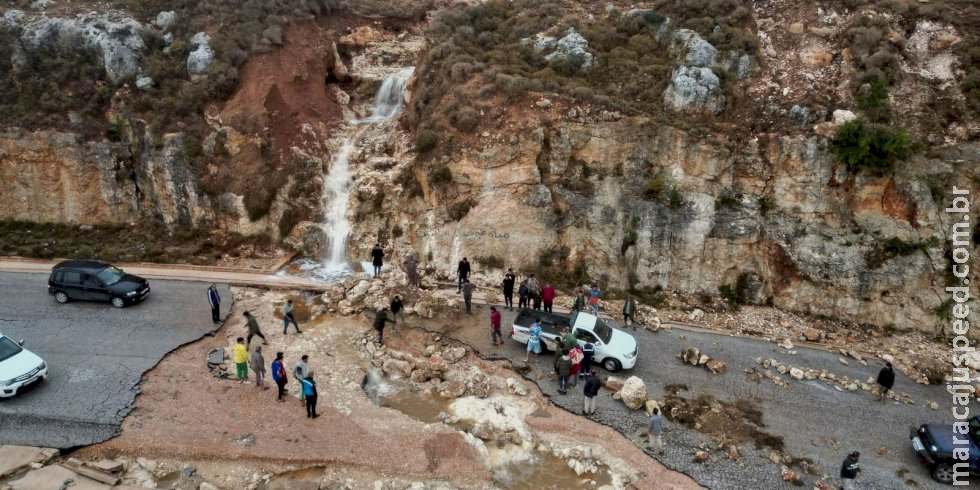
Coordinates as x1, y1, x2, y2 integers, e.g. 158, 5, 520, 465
661, 386, 784, 452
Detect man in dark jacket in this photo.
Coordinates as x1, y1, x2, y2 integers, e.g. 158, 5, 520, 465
244, 311, 268, 348
207, 284, 221, 323
518, 280, 529, 309
840, 451, 860, 490
583, 369, 600, 415
623, 295, 636, 328
370, 243, 384, 278
457, 258, 471, 293
373, 307, 394, 345
875, 362, 895, 401
502, 270, 516, 310
462, 279, 477, 314
580, 342, 595, 378
390, 296, 404, 334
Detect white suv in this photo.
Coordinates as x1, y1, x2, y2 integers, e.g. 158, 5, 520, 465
0, 334, 48, 398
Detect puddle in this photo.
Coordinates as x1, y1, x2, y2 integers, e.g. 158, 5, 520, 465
493, 452, 613, 489
379, 390, 451, 424
155, 470, 181, 489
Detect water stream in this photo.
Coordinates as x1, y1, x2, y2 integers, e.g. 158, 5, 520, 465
292, 68, 414, 282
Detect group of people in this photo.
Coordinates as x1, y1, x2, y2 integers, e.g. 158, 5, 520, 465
369, 243, 422, 287
232, 338, 320, 418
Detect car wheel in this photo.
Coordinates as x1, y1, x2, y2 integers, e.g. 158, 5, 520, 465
54, 291, 69, 304
932, 462, 955, 484
111, 297, 125, 309
603, 358, 621, 372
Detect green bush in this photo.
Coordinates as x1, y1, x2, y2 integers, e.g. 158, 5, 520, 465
416, 130, 439, 153
643, 175, 669, 199
668, 186, 684, 209
831, 120, 911, 175
864, 236, 938, 269
715, 193, 741, 210
758, 197, 776, 215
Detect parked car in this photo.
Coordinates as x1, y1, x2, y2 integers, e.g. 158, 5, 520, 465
910, 416, 980, 484
0, 334, 48, 398
510, 309, 637, 371
48, 260, 150, 308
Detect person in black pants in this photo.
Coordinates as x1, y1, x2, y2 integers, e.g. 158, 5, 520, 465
302, 374, 318, 418
207, 284, 221, 323
457, 258, 471, 293
502, 270, 515, 310
271, 352, 287, 402
371, 243, 384, 278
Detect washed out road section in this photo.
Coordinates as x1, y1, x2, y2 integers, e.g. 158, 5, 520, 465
0, 272, 229, 448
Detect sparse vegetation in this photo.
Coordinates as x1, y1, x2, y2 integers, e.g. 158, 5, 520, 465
758, 197, 776, 215
715, 192, 742, 210
475, 255, 505, 269
831, 120, 911, 175
447, 199, 476, 221
416, 129, 439, 153
864, 236, 939, 269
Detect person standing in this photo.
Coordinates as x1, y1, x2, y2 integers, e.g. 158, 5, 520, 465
583, 369, 600, 415
840, 451, 861, 490
875, 362, 895, 401
568, 345, 583, 387
371, 243, 384, 278
373, 307, 394, 345
490, 306, 503, 345
243, 311, 268, 348
623, 295, 636, 329
527, 275, 542, 310
390, 296, 405, 333
502, 270, 516, 310
541, 283, 556, 313
282, 300, 302, 335
271, 352, 288, 402
302, 374, 319, 418
207, 284, 221, 323
524, 318, 543, 363
557, 354, 573, 394
562, 325, 578, 352
518, 280, 529, 309
462, 279, 477, 314
293, 354, 310, 401
648, 407, 665, 454
233, 337, 249, 383
572, 289, 585, 313
587, 284, 602, 314
403, 256, 421, 287
457, 258, 471, 293
580, 342, 595, 378
250, 345, 267, 389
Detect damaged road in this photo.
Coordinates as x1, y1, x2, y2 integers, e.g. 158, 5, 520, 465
0, 272, 229, 448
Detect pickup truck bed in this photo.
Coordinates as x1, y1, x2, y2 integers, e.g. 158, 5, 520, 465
512, 309, 571, 335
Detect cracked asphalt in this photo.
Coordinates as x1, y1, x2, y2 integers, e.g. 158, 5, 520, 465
441, 304, 959, 490
0, 272, 229, 448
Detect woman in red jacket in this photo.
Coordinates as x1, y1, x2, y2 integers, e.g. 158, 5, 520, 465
541, 283, 556, 313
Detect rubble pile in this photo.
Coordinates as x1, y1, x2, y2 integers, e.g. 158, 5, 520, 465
678, 347, 727, 374
746, 357, 919, 404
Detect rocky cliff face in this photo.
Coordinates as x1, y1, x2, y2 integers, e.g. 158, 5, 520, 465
343, 104, 978, 334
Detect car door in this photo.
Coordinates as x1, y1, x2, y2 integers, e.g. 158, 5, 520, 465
60, 270, 85, 300
81, 274, 110, 301
574, 328, 603, 356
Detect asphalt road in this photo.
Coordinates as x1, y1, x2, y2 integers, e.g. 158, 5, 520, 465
0, 272, 230, 448
452, 304, 958, 490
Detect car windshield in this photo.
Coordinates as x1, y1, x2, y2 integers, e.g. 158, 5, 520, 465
96, 266, 126, 286
0, 337, 23, 363
592, 318, 613, 344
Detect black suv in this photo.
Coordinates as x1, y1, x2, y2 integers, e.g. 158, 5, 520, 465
48, 260, 150, 308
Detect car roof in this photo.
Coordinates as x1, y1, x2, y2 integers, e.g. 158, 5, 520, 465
53, 260, 112, 272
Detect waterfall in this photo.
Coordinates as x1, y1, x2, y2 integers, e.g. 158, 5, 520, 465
357, 67, 415, 123
314, 67, 414, 277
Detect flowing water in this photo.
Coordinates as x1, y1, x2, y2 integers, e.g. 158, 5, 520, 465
291, 67, 415, 282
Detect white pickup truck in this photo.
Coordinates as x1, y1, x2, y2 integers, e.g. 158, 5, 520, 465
510, 309, 637, 371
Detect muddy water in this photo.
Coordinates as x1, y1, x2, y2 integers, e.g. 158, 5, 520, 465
494, 452, 613, 489
363, 371, 614, 489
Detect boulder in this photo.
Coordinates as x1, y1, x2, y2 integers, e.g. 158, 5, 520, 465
619, 376, 648, 409
187, 32, 214, 75
705, 359, 727, 374
789, 368, 804, 380
381, 358, 413, 378
671, 29, 717, 67
543, 28, 594, 70
340, 26, 383, 47
663, 66, 725, 114
644, 399, 661, 415
506, 377, 528, 396
688, 308, 705, 322
604, 375, 626, 391
18, 13, 146, 82
693, 450, 708, 463
697, 354, 710, 366
438, 380, 466, 399
135, 76, 154, 90
444, 346, 466, 363
154, 11, 176, 30
679, 347, 701, 365
802, 328, 821, 342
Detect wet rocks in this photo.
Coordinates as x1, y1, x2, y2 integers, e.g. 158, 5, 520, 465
381, 358, 413, 378
506, 377, 528, 396
679, 347, 726, 374
437, 380, 465, 399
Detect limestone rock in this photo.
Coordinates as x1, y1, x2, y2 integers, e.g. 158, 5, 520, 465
604, 375, 626, 392
154, 11, 175, 30
438, 380, 466, 399
671, 29, 717, 67
543, 28, 594, 70
688, 308, 705, 322
644, 399, 661, 415
802, 328, 821, 342
382, 358, 413, 378
187, 32, 215, 75
444, 346, 466, 363
789, 368, 804, 380
664, 66, 725, 114
706, 359, 727, 374
679, 347, 701, 365
693, 450, 708, 463
135, 76, 154, 90
340, 26, 383, 47
506, 377, 528, 396
619, 376, 648, 409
